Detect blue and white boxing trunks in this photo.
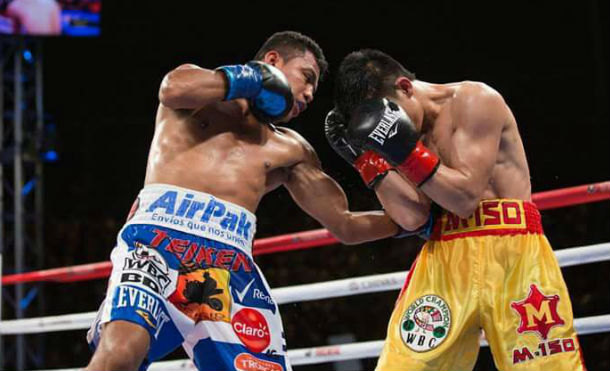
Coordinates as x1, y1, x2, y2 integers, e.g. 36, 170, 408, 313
87, 184, 291, 371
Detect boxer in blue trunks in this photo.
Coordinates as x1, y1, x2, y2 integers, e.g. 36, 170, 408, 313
85, 31, 401, 371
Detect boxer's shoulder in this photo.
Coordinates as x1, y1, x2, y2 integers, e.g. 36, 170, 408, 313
449, 82, 507, 128
272, 126, 313, 153
451, 81, 500, 103
272, 126, 321, 167
452, 81, 504, 107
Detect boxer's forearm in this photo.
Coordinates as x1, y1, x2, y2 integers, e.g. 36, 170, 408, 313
375, 171, 430, 231
335, 211, 399, 244
159, 64, 226, 109
285, 158, 399, 245
419, 164, 484, 218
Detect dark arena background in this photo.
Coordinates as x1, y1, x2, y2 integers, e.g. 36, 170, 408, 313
0, 1, 608, 370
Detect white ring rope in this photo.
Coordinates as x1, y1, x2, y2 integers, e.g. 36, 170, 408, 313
2, 242, 608, 335
553, 242, 610, 267
3, 241, 606, 370
28, 315, 610, 371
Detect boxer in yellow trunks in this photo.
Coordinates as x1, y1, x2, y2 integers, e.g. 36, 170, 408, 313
326, 49, 585, 370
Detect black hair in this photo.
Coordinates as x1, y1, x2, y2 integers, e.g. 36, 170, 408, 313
334, 49, 415, 119
254, 30, 328, 80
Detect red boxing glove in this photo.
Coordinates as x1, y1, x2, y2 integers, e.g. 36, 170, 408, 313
325, 109, 393, 189
354, 151, 393, 188
396, 141, 440, 186
347, 99, 440, 187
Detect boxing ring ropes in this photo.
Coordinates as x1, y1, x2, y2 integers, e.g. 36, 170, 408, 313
0, 181, 609, 370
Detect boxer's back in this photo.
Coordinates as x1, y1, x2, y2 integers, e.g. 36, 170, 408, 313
425, 82, 532, 202
144, 101, 303, 212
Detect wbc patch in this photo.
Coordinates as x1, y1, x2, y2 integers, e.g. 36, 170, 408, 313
400, 294, 451, 352
120, 241, 178, 297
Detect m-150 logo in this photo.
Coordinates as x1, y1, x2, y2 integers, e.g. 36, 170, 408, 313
510, 284, 574, 365
511, 284, 564, 340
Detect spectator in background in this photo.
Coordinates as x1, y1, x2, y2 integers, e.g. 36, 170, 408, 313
6, 0, 61, 35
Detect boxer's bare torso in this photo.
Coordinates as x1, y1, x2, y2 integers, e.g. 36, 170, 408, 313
146, 101, 311, 213
420, 81, 531, 201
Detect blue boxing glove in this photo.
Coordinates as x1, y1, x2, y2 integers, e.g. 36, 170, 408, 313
217, 61, 294, 123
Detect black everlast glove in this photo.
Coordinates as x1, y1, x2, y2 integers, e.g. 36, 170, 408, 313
347, 98, 440, 186
325, 108, 392, 188
217, 61, 294, 123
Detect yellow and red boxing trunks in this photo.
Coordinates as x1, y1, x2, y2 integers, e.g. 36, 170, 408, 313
376, 199, 586, 371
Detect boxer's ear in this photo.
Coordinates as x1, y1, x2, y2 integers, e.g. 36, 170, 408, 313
395, 77, 414, 98
262, 51, 283, 67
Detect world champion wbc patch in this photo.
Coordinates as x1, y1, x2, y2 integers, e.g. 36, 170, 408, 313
399, 294, 451, 352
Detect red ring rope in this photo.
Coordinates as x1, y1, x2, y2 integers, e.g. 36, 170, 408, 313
2, 181, 608, 286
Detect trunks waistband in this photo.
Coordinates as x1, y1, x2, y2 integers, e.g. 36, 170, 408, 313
125, 184, 257, 254
430, 199, 543, 241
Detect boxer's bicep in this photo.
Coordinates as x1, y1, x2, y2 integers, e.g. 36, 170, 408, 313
448, 99, 503, 191
283, 132, 349, 227
158, 64, 226, 109
284, 158, 351, 231
421, 90, 505, 217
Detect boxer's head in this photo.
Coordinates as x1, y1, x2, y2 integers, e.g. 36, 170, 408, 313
334, 49, 420, 130
254, 31, 328, 121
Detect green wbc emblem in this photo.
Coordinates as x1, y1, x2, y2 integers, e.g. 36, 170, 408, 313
433, 326, 446, 338
399, 294, 452, 352
403, 319, 415, 331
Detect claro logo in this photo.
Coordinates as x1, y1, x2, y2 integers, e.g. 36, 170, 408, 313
232, 308, 270, 353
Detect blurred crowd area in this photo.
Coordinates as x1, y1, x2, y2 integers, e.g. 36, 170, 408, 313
5, 184, 607, 370
0, 0, 100, 36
